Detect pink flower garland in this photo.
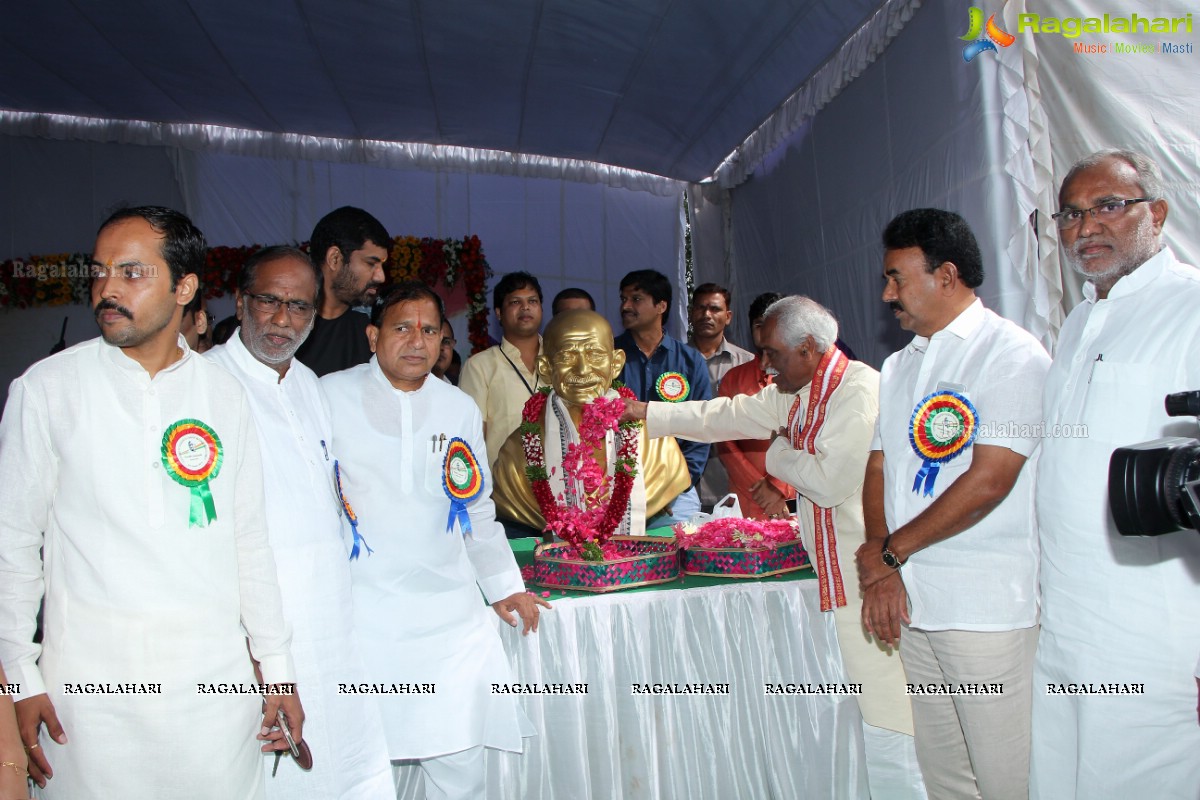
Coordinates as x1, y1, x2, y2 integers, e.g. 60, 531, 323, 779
673, 517, 800, 550
521, 386, 640, 560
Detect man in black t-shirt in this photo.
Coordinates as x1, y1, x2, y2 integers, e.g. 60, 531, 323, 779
295, 206, 391, 376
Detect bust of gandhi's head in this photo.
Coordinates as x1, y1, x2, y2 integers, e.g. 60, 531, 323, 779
536, 310, 627, 407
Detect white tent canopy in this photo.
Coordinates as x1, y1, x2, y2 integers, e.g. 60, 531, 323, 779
0, 0, 892, 185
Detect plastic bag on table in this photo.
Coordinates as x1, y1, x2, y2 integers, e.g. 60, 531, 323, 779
687, 493, 742, 527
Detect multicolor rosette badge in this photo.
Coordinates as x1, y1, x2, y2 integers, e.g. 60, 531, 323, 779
443, 437, 484, 535
161, 419, 223, 527
909, 391, 978, 497
655, 371, 689, 402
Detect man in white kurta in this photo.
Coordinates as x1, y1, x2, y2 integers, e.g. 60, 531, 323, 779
321, 283, 545, 800
0, 208, 297, 800
1033, 150, 1200, 798
633, 296, 923, 800
207, 245, 393, 799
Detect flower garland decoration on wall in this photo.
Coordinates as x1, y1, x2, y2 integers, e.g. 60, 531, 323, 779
2, 235, 494, 353
389, 234, 492, 353
521, 385, 640, 561
0, 253, 93, 309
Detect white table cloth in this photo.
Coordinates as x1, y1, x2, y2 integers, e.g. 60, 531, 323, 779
393, 579, 868, 799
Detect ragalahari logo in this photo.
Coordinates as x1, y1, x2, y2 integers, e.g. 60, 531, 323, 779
960, 7, 1016, 62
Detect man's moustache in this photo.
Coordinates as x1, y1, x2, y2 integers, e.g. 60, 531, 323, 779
94, 300, 133, 320
889, 302, 903, 313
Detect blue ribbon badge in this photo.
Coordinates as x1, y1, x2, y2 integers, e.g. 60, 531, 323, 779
442, 437, 484, 535
334, 460, 373, 560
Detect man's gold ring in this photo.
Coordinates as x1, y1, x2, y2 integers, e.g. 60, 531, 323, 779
25, 743, 39, 750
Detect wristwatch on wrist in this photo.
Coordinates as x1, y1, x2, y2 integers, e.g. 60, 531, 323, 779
881, 534, 904, 570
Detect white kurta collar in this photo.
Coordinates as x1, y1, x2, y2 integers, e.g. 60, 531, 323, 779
1082, 245, 1173, 303
99, 333, 193, 380
368, 354, 434, 396
223, 327, 293, 386
905, 297, 984, 354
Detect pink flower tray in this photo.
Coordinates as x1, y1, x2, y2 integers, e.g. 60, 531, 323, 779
681, 539, 811, 578
533, 535, 680, 593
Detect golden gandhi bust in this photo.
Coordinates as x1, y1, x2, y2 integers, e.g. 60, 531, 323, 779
493, 310, 690, 535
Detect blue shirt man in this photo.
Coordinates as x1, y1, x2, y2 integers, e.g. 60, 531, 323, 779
615, 270, 711, 524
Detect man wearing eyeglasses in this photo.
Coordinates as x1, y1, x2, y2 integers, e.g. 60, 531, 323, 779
207, 246, 394, 798
1032, 150, 1200, 799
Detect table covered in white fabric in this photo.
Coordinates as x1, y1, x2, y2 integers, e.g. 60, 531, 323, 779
394, 578, 868, 799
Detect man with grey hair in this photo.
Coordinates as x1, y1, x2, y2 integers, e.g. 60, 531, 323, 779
208, 246, 394, 798
624, 295, 925, 798
1033, 149, 1200, 798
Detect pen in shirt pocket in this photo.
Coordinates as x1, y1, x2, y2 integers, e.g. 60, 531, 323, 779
1088, 353, 1103, 384
320, 440, 330, 461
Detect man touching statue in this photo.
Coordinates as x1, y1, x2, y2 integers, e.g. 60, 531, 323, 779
623, 296, 923, 799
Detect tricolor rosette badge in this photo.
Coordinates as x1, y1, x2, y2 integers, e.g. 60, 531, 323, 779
909, 391, 978, 497
443, 437, 484, 535
161, 419, 223, 527
655, 371, 689, 402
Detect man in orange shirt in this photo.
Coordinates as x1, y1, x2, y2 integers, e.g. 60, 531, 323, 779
716, 292, 793, 518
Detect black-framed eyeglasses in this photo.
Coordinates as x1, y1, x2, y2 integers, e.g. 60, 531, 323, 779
1051, 198, 1152, 230
244, 293, 317, 320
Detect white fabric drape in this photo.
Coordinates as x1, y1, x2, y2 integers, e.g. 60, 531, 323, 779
695, 0, 1200, 362
0, 136, 685, 404
693, 3, 1032, 367
0, 110, 684, 197
998, 1, 1064, 347
1003, 0, 1200, 348
392, 579, 868, 799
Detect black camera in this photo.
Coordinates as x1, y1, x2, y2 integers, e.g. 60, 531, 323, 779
1108, 391, 1200, 536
